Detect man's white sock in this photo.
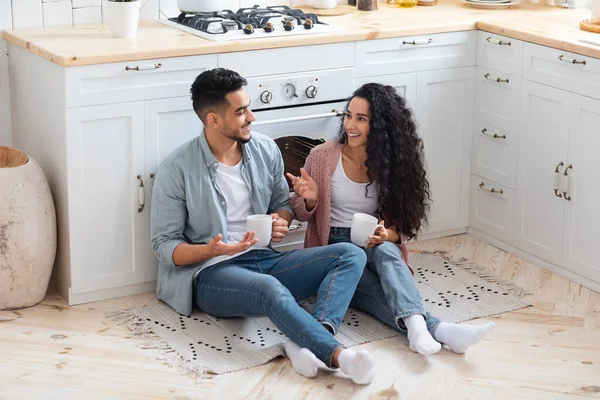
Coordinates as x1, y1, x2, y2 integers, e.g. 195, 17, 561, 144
283, 340, 318, 378
403, 314, 442, 356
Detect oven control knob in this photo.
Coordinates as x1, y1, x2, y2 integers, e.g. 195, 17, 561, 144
264, 22, 274, 33
243, 23, 254, 34
305, 85, 318, 99
303, 19, 314, 29
260, 90, 273, 104
283, 20, 295, 31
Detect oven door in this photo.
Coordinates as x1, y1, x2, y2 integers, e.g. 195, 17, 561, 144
252, 101, 346, 251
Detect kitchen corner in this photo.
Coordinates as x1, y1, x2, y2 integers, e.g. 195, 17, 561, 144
1, 0, 600, 306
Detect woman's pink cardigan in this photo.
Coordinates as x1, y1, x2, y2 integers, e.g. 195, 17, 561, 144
290, 141, 412, 272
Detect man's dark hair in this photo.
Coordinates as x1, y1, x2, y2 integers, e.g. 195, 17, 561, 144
190, 68, 247, 123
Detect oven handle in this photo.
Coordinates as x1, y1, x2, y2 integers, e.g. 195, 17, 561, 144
253, 109, 345, 126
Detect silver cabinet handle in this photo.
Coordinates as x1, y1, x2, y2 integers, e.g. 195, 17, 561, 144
137, 175, 145, 213
484, 73, 509, 83
554, 161, 564, 198
478, 182, 504, 194
126, 63, 162, 71
402, 39, 432, 45
562, 164, 572, 201
558, 55, 586, 65
486, 37, 511, 46
481, 128, 506, 139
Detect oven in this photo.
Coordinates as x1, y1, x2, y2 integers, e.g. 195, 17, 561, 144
247, 68, 354, 251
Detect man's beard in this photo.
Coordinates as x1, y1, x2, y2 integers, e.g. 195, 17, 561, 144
223, 126, 251, 144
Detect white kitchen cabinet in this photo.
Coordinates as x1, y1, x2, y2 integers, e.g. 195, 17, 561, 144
471, 66, 520, 189
522, 43, 600, 101
354, 31, 476, 78
514, 80, 570, 266
561, 94, 600, 285
66, 102, 148, 295
416, 67, 474, 235
476, 31, 524, 78
354, 72, 417, 110
144, 97, 203, 281
469, 174, 515, 244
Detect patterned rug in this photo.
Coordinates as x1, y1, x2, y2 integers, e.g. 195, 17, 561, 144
107, 252, 531, 379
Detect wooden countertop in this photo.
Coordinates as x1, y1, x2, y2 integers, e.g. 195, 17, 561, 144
1, 0, 598, 66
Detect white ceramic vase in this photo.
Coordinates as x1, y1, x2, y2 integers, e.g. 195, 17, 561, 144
105, 0, 141, 39
0, 147, 57, 310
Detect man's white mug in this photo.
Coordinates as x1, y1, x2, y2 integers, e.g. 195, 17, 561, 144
246, 214, 273, 247
350, 213, 385, 247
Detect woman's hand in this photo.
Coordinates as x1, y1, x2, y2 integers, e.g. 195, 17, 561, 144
286, 168, 318, 210
365, 220, 388, 248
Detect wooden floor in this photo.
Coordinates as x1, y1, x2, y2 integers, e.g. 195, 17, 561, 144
1, 234, 599, 400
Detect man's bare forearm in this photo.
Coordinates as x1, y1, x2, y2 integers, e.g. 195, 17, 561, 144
172, 243, 214, 267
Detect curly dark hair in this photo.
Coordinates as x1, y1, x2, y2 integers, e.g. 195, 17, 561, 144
190, 68, 247, 123
338, 83, 431, 240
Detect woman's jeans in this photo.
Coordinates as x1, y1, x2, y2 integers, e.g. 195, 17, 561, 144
328, 227, 441, 336
193, 242, 367, 368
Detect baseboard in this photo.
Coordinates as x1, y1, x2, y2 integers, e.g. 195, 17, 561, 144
415, 227, 468, 242
467, 227, 600, 294
67, 281, 157, 306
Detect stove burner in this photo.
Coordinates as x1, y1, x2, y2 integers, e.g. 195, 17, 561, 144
168, 5, 326, 36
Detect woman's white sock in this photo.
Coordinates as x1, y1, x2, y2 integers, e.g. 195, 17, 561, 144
403, 314, 442, 356
338, 349, 376, 385
283, 340, 318, 378
433, 321, 496, 354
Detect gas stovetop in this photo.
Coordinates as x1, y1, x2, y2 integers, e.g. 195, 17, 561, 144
158, 5, 341, 41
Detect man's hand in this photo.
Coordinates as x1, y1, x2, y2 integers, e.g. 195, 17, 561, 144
271, 213, 289, 243
365, 220, 388, 248
286, 168, 318, 210
207, 232, 258, 257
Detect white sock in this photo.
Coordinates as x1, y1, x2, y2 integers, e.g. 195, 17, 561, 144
338, 349, 376, 385
433, 321, 496, 354
403, 314, 442, 356
283, 340, 318, 378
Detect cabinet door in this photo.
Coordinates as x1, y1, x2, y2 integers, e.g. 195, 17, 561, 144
514, 80, 570, 265
145, 97, 203, 281
355, 73, 417, 110
66, 102, 147, 294
415, 67, 474, 234
562, 94, 600, 284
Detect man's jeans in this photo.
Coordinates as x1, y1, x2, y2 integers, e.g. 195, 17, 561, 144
328, 227, 442, 336
193, 242, 366, 367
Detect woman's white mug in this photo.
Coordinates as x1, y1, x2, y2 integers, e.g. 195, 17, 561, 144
246, 214, 273, 247
350, 213, 385, 247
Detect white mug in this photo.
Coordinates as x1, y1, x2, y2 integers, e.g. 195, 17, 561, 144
246, 214, 273, 247
350, 213, 385, 247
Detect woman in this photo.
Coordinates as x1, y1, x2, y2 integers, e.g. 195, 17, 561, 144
287, 82, 495, 361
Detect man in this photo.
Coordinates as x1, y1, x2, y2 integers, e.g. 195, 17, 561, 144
151, 68, 376, 384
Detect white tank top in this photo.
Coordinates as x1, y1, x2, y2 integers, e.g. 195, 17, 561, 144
330, 155, 379, 228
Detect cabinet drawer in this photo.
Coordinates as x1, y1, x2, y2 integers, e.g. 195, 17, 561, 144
475, 66, 521, 134
219, 42, 354, 78
354, 31, 476, 78
469, 175, 515, 244
471, 121, 517, 189
476, 31, 524, 77
523, 43, 600, 100
65, 54, 218, 107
